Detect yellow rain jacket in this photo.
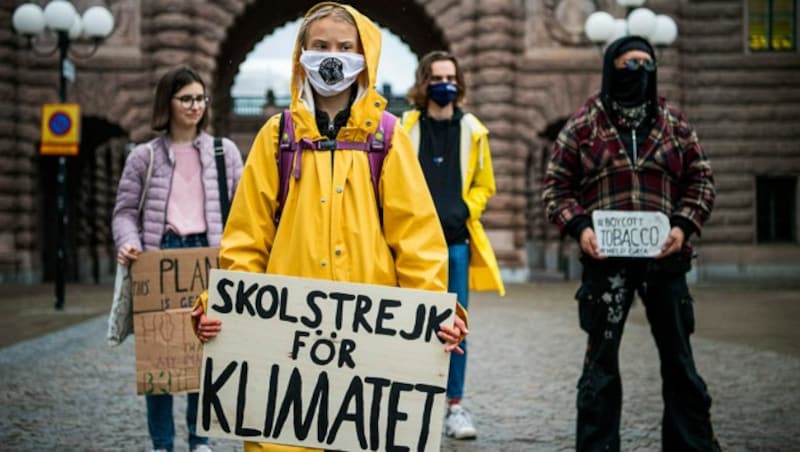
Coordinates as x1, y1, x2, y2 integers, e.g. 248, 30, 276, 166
194, 3, 456, 451
402, 109, 506, 296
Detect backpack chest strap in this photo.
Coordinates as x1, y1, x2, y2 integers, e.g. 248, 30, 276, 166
275, 109, 395, 223
298, 137, 373, 152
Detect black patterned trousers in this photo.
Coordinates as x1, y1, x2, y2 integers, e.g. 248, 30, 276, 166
575, 255, 716, 452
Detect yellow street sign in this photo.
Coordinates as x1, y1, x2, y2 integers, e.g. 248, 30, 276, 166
40, 103, 80, 156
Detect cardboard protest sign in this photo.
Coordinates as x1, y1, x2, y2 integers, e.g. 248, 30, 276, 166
197, 269, 457, 451
131, 247, 220, 313
131, 247, 219, 395
592, 210, 670, 257
134, 308, 203, 395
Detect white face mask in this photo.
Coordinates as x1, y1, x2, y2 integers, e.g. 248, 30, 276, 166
300, 50, 365, 97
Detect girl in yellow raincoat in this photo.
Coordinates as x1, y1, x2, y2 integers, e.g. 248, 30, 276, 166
191, 3, 468, 451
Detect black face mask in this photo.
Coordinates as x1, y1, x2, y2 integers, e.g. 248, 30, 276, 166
611, 67, 649, 106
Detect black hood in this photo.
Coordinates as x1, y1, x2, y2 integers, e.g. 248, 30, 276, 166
601, 36, 658, 109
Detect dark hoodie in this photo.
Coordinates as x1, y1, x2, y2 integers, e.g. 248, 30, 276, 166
563, 36, 700, 241
600, 36, 658, 160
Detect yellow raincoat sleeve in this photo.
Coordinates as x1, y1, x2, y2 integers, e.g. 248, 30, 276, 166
218, 116, 282, 273
379, 126, 449, 292
191, 116, 281, 324
464, 132, 496, 220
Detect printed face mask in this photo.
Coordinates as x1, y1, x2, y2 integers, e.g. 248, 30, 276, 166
300, 50, 365, 97
428, 82, 458, 107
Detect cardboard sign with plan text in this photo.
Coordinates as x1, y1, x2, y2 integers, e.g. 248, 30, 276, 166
131, 247, 220, 313
131, 247, 219, 395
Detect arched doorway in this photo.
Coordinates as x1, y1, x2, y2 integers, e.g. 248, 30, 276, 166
526, 117, 574, 280
210, 0, 448, 136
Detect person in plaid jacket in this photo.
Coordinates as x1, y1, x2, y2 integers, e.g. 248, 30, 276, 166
543, 36, 720, 452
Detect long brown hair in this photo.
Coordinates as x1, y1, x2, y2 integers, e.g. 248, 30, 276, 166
407, 51, 466, 110
151, 66, 208, 133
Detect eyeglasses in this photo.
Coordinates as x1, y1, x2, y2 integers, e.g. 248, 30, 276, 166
173, 94, 208, 108
622, 58, 656, 72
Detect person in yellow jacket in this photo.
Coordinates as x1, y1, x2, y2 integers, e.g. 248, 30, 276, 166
402, 50, 506, 441
190, 4, 467, 452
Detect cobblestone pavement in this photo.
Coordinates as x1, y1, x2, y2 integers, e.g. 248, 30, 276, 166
1, 283, 798, 451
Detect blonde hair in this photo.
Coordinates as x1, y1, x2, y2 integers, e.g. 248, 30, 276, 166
297, 5, 358, 49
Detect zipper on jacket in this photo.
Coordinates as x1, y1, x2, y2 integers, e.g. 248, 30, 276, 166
329, 123, 336, 173
631, 129, 638, 169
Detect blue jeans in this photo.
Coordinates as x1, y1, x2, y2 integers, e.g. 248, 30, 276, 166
446, 243, 470, 400
147, 232, 210, 451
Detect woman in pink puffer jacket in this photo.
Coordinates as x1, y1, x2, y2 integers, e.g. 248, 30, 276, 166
111, 65, 243, 452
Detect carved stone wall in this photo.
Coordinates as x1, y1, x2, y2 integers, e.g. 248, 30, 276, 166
1, 0, 799, 283
677, 1, 800, 280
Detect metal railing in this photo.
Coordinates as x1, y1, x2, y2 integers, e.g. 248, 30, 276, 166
232, 94, 411, 117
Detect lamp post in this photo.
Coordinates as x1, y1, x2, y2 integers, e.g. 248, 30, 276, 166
12, 1, 114, 309
584, 0, 678, 47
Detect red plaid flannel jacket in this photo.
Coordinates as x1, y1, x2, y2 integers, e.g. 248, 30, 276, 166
543, 95, 715, 236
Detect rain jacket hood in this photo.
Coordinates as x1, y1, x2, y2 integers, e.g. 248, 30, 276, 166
290, 2, 387, 143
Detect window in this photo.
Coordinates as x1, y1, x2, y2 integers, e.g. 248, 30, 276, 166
748, 0, 796, 51
756, 176, 797, 243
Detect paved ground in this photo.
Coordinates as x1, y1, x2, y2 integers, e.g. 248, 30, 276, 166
0, 281, 799, 451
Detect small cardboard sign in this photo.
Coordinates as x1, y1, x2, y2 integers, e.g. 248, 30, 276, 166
134, 308, 203, 395
131, 247, 219, 395
197, 269, 457, 451
592, 210, 670, 257
131, 247, 220, 313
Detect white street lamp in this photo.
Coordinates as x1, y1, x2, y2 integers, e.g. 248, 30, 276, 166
68, 16, 83, 40
82, 6, 115, 39
43, 0, 77, 32
609, 18, 629, 44
627, 8, 657, 38
13, 2, 114, 54
584, 11, 616, 44
12, 1, 115, 310
651, 15, 678, 46
11, 4, 45, 36
584, 0, 678, 47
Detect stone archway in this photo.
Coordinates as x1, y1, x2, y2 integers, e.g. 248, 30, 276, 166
209, 0, 449, 136
0, 0, 564, 279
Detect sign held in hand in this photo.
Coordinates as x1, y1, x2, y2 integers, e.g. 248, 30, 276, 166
131, 247, 220, 395
197, 269, 457, 451
592, 210, 670, 257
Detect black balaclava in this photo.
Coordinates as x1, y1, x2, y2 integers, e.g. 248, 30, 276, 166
600, 36, 658, 129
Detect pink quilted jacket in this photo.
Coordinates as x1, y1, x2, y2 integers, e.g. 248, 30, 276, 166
112, 132, 243, 251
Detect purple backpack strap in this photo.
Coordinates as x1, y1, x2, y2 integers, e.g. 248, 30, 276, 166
274, 110, 397, 223
276, 109, 295, 222
367, 111, 397, 210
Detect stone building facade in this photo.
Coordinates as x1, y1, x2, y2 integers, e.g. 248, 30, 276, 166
1, 0, 798, 284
